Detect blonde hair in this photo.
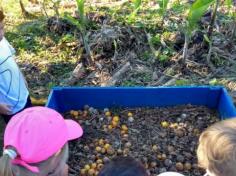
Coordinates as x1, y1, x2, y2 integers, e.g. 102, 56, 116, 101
197, 118, 236, 176
0, 144, 69, 176
0, 154, 13, 176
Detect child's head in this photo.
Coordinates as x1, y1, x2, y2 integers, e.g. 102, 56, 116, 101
158, 172, 184, 176
0, 8, 4, 40
197, 118, 236, 176
0, 107, 83, 176
98, 157, 148, 176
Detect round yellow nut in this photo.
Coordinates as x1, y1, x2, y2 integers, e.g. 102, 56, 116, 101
95, 146, 102, 153
84, 164, 90, 170
80, 168, 87, 175
96, 159, 103, 164
161, 121, 169, 128
101, 148, 106, 154
104, 143, 111, 150
97, 163, 104, 170
152, 145, 158, 152
112, 121, 118, 127
105, 111, 111, 117
73, 111, 79, 116
108, 125, 113, 130
91, 163, 97, 169
98, 139, 105, 146
121, 125, 128, 131
121, 130, 127, 135
88, 168, 95, 176
113, 116, 120, 122
128, 112, 133, 117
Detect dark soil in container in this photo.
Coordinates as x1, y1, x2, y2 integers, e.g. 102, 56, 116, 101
65, 104, 219, 176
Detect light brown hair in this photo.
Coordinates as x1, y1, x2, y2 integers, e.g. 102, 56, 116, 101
0, 8, 4, 22
197, 118, 236, 176
0, 144, 69, 176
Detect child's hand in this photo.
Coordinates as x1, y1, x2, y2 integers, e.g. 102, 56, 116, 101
0, 103, 11, 115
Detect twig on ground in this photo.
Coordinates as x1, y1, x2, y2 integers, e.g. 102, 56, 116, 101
163, 75, 181, 86
149, 64, 180, 86
104, 62, 131, 86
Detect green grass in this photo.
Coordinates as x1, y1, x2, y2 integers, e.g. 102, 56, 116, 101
1, 0, 236, 97
2, 0, 80, 97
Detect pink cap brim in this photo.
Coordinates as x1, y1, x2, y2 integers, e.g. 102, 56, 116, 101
65, 119, 83, 140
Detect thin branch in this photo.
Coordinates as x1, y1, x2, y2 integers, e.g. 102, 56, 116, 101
206, 41, 215, 71
208, 0, 219, 38
182, 33, 189, 64
105, 62, 131, 86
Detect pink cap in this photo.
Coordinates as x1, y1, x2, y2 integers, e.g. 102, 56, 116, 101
4, 107, 83, 173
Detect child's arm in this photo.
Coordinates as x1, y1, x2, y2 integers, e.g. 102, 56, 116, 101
0, 103, 11, 115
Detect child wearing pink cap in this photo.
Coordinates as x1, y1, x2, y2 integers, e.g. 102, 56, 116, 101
0, 107, 83, 176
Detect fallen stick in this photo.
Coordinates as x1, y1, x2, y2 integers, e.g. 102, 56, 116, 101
150, 64, 178, 86
105, 62, 131, 86
162, 74, 181, 86
67, 63, 86, 85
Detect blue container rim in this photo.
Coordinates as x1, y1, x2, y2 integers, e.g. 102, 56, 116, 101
46, 86, 236, 119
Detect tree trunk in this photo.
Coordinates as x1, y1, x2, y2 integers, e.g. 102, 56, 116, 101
19, 0, 35, 18
19, 0, 30, 17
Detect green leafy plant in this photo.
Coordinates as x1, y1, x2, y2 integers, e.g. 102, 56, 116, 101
159, 54, 169, 62
175, 79, 191, 86
65, 0, 86, 32
182, 0, 215, 63
187, 0, 214, 32
60, 34, 75, 43
209, 78, 219, 86
156, 0, 170, 27
65, 0, 92, 66
225, 0, 233, 8
128, 0, 142, 23
151, 34, 161, 46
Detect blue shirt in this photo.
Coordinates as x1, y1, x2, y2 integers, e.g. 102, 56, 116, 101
0, 37, 29, 114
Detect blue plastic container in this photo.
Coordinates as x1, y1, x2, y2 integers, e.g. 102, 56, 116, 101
46, 86, 236, 119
